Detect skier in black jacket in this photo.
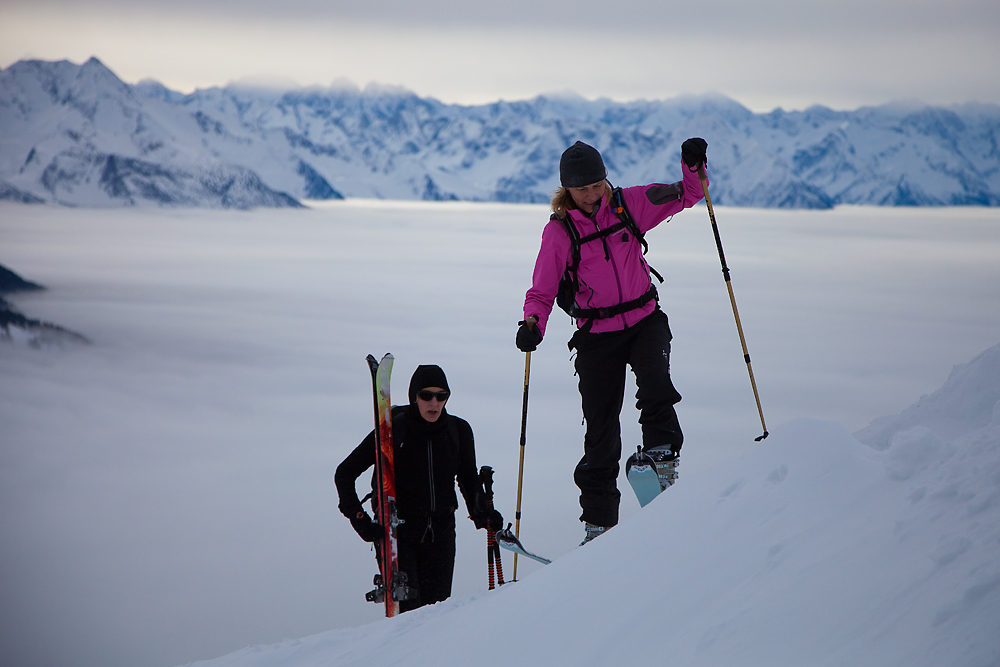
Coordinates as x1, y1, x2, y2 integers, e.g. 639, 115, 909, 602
335, 364, 502, 613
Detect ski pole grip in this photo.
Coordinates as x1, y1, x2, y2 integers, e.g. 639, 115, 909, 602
697, 163, 708, 182
479, 466, 495, 499
524, 316, 537, 331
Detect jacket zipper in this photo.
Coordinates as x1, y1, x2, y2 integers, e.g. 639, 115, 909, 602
427, 439, 436, 512
608, 243, 626, 329
592, 204, 628, 328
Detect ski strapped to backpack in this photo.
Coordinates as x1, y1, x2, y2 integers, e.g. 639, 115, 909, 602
555, 186, 664, 321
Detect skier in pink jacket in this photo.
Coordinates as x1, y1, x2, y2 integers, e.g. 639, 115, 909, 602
516, 138, 708, 543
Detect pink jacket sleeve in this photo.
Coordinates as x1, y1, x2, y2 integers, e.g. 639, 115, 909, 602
625, 162, 706, 234
522, 218, 572, 338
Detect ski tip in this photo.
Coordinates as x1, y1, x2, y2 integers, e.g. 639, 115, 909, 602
367, 353, 394, 367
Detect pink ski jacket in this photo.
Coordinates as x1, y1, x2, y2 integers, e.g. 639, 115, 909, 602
523, 163, 705, 338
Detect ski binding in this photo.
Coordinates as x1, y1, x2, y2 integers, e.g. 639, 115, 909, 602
496, 524, 551, 565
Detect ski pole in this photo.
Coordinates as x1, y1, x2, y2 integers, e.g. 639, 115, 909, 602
513, 316, 536, 581
492, 528, 505, 585
696, 164, 769, 442
479, 466, 504, 589
487, 525, 496, 590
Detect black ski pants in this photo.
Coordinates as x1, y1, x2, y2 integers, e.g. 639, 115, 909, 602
570, 308, 683, 528
379, 512, 456, 613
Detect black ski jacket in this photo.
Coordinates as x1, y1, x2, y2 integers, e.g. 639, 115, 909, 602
335, 405, 483, 539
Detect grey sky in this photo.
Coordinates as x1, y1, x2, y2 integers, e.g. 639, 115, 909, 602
1, 0, 998, 109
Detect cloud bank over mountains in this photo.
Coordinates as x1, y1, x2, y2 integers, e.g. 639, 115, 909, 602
2, 57, 998, 209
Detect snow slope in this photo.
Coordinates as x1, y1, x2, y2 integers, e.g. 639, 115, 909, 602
189, 343, 1000, 667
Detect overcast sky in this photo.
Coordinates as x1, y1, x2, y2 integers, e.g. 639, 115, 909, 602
1, 0, 998, 113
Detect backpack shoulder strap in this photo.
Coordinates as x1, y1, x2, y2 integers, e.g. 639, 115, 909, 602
611, 187, 663, 284
390, 405, 407, 446
448, 418, 462, 449
553, 212, 584, 318
554, 212, 582, 274
612, 187, 648, 254
553, 212, 581, 245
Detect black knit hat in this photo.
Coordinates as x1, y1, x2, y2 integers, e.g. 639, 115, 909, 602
408, 365, 450, 404
560, 141, 607, 188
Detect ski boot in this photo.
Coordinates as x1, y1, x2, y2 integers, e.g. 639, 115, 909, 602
626, 445, 680, 507
646, 446, 680, 490
580, 522, 610, 546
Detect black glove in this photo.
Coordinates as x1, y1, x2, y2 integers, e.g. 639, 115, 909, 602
473, 508, 504, 531
349, 510, 383, 543
681, 137, 708, 170
516, 320, 542, 352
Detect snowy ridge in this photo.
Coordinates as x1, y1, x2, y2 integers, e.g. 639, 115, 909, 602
0, 59, 301, 209
2, 58, 999, 209
188, 343, 1000, 667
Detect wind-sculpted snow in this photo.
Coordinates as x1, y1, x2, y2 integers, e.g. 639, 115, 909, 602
855, 343, 1000, 449
188, 343, 1000, 667
2, 58, 999, 208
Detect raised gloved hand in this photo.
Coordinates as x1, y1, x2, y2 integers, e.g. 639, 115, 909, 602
472, 508, 504, 532
516, 319, 542, 352
681, 137, 708, 170
349, 510, 383, 543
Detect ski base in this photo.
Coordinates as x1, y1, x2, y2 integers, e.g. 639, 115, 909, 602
626, 456, 661, 507
626, 446, 679, 507
496, 525, 551, 565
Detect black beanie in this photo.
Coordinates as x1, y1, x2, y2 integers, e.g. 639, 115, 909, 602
408, 365, 450, 404
560, 141, 607, 188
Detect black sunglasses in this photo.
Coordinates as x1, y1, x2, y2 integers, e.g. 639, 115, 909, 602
417, 390, 450, 402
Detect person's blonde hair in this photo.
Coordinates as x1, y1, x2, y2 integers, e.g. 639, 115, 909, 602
550, 181, 613, 219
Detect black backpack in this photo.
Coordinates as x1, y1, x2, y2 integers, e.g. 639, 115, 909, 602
555, 187, 663, 321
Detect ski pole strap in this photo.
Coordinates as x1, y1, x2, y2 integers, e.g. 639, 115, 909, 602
569, 284, 658, 321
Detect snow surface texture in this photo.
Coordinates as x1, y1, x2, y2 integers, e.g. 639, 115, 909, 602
1, 201, 999, 667
2, 57, 999, 208
194, 346, 1000, 667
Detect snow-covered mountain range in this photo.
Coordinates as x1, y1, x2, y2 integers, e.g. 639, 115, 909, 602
2, 57, 998, 209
